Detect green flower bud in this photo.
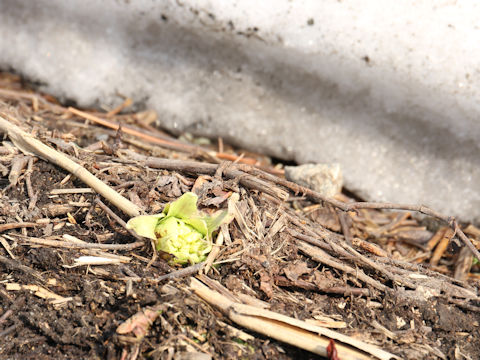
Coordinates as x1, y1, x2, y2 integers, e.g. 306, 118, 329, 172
126, 192, 228, 265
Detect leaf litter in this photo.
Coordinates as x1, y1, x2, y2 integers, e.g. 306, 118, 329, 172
0, 72, 478, 359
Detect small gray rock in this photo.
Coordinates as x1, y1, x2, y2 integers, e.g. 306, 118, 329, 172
284, 163, 343, 197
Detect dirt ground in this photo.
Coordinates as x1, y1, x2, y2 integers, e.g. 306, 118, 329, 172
0, 72, 479, 360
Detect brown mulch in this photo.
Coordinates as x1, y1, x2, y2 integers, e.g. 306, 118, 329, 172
0, 72, 479, 360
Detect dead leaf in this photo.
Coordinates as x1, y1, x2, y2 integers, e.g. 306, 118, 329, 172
191, 175, 211, 194
154, 174, 189, 197
203, 191, 230, 207
463, 224, 480, 238
283, 262, 311, 281
308, 205, 341, 232
117, 305, 164, 339
388, 228, 433, 244
313, 271, 340, 289
259, 271, 274, 298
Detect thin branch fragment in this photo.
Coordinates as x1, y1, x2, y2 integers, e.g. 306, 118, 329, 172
94, 198, 145, 242
189, 277, 398, 360
69, 107, 259, 165
8, 154, 29, 186
121, 153, 289, 201
15, 235, 144, 251
0, 222, 37, 232
25, 156, 38, 209
337, 210, 352, 245
345, 202, 480, 259
296, 240, 387, 292
236, 163, 347, 209
0, 115, 142, 217
125, 262, 204, 284
240, 161, 480, 260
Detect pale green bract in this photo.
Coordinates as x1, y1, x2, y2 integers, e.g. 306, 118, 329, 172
126, 192, 228, 265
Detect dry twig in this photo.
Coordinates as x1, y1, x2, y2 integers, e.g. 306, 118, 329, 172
344, 202, 480, 260
15, 235, 144, 251
69, 107, 259, 165
189, 277, 399, 360
119, 154, 289, 201
0, 115, 142, 217
94, 198, 145, 242
238, 163, 480, 259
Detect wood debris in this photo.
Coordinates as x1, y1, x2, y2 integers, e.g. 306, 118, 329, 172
0, 72, 478, 359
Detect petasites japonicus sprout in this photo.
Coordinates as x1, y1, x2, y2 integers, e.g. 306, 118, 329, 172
126, 192, 229, 265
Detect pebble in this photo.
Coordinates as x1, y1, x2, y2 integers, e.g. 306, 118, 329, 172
284, 163, 343, 197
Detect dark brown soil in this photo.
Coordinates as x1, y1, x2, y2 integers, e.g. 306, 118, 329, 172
0, 74, 479, 360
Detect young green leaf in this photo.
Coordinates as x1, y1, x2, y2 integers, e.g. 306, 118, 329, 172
126, 214, 165, 240
126, 192, 233, 265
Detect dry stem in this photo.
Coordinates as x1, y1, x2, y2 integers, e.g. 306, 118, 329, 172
0, 115, 142, 217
